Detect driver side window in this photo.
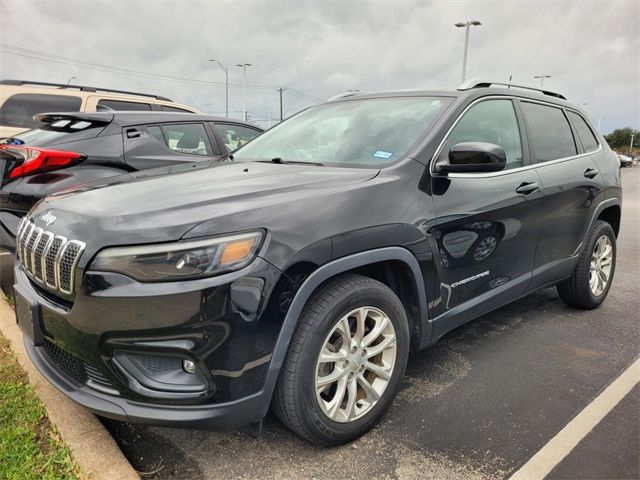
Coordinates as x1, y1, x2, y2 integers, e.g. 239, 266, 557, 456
443, 100, 523, 170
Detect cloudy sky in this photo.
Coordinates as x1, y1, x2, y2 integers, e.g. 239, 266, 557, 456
1, 0, 638, 133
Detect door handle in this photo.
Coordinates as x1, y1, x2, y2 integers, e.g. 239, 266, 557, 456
515, 181, 540, 195
126, 128, 142, 139
584, 168, 599, 179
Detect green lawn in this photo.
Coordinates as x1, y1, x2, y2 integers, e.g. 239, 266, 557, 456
0, 333, 82, 480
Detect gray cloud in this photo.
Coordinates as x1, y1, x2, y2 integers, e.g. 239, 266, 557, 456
1, 0, 638, 132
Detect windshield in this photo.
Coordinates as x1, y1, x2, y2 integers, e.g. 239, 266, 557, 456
1, 118, 103, 146
233, 96, 451, 167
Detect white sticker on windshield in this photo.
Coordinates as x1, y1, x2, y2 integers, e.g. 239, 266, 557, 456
373, 150, 393, 159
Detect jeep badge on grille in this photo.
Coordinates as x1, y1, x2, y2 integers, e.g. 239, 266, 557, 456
40, 211, 57, 226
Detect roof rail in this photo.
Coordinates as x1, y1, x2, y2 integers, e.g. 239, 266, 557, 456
457, 78, 566, 100
327, 90, 364, 101
0, 79, 173, 102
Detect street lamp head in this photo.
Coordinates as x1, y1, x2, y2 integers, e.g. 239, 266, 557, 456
455, 21, 481, 27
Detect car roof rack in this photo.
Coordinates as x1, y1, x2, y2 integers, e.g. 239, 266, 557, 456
327, 90, 364, 101
457, 78, 566, 100
0, 79, 173, 102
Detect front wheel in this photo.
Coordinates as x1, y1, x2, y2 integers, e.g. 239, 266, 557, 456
557, 220, 616, 309
272, 274, 409, 446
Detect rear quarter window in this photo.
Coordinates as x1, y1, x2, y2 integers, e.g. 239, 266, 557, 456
0, 94, 82, 129
567, 111, 599, 153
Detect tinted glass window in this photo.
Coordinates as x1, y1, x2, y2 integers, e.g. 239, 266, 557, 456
2, 118, 103, 146
0, 94, 82, 129
160, 105, 191, 113
97, 99, 151, 111
443, 99, 523, 169
522, 102, 576, 162
213, 124, 261, 151
148, 123, 212, 156
233, 97, 451, 167
567, 111, 599, 153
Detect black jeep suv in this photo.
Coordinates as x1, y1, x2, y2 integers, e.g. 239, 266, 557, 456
13, 80, 622, 446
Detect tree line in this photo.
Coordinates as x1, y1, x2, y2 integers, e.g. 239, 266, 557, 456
604, 127, 639, 153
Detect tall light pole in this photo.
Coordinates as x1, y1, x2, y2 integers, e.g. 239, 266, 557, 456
455, 20, 481, 82
630, 133, 636, 155
210, 59, 229, 118
66, 76, 76, 86
236, 63, 252, 121
534, 74, 551, 87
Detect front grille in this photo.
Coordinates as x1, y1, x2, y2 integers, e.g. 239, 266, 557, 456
42, 339, 115, 392
43, 339, 86, 385
16, 218, 85, 295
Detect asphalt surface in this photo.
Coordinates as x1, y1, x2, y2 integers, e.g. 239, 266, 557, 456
72, 168, 640, 478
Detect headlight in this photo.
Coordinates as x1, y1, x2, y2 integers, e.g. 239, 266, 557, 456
91, 231, 263, 281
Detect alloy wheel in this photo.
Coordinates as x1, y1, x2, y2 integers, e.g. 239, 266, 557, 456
314, 306, 397, 423
589, 235, 613, 296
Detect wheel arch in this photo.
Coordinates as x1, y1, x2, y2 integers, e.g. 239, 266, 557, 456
597, 203, 621, 237
269, 247, 429, 373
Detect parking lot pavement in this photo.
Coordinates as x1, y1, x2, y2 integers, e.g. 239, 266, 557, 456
104, 167, 638, 480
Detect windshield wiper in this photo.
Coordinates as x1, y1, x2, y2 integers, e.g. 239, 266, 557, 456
269, 157, 325, 166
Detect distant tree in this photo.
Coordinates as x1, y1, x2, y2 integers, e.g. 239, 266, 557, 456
604, 127, 639, 150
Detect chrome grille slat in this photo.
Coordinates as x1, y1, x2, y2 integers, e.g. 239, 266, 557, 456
16, 219, 85, 296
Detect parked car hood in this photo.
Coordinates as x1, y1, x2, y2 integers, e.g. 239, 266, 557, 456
29, 161, 379, 250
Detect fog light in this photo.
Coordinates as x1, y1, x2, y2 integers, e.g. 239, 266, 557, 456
182, 359, 196, 374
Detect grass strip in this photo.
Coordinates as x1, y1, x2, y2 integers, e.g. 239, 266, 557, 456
0, 332, 83, 480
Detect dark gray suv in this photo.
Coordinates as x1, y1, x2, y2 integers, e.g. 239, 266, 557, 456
0, 112, 263, 252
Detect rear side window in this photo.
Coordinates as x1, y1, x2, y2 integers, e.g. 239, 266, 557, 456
0, 94, 82, 129
213, 123, 262, 152
521, 102, 577, 162
147, 123, 212, 156
6, 118, 103, 147
567, 111, 599, 153
97, 99, 151, 111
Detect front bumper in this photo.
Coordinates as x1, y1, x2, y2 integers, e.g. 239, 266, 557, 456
24, 337, 279, 429
14, 255, 289, 430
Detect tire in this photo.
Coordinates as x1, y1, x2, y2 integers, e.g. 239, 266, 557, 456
557, 220, 616, 309
272, 273, 410, 446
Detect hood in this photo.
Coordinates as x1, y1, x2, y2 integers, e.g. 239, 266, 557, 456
31, 161, 379, 247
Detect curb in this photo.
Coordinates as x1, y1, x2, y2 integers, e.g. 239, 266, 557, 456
0, 292, 139, 480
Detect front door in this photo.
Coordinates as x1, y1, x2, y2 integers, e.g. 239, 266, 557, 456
429, 98, 542, 332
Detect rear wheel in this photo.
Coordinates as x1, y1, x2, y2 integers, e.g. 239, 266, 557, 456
272, 274, 409, 445
557, 220, 616, 309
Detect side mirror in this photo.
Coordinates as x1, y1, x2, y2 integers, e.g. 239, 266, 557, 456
436, 142, 507, 173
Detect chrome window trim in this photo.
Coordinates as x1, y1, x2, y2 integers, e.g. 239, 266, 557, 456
429, 95, 602, 179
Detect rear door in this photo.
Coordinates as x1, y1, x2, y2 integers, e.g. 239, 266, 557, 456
519, 101, 605, 289
123, 122, 221, 170
429, 98, 542, 327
